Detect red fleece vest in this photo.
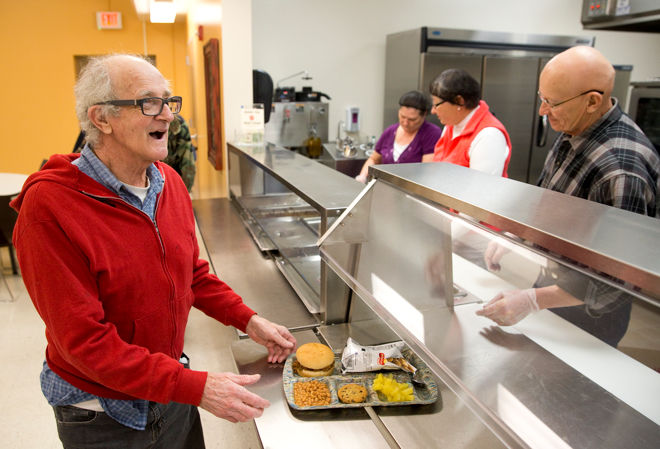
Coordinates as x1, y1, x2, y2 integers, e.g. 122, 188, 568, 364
433, 101, 512, 177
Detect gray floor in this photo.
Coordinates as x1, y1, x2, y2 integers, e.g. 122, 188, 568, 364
0, 223, 262, 449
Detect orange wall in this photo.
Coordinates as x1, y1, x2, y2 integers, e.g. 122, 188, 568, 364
185, 8, 227, 199
0, 0, 190, 176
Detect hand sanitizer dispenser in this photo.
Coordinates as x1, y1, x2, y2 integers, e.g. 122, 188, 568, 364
345, 106, 360, 132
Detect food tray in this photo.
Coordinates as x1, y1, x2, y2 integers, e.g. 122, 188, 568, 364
283, 347, 439, 410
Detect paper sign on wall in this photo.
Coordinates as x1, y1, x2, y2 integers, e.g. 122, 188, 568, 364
239, 104, 265, 144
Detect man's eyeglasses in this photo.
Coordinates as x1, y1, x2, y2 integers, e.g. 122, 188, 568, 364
95, 96, 182, 116
537, 90, 603, 109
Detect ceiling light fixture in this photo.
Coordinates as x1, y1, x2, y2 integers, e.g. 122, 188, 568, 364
132, 0, 150, 20
150, 0, 176, 23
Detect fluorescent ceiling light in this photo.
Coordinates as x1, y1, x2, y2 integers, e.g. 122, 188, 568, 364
150, 0, 176, 23
133, 0, 150, 16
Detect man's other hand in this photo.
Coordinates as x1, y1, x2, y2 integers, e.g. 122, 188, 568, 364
199, 372, 268, 422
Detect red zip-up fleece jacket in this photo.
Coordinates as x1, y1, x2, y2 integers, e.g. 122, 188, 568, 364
11, 154, 256, 406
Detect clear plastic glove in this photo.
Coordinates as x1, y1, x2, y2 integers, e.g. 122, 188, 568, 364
483, 240, 509, 271
355, 173, 367, 184
476, 288, 539, 326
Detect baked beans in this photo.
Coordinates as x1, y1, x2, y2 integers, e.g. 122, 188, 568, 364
293, 380, 331, 407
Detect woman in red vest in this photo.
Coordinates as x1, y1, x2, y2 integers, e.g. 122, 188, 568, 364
430, 69, 512, 177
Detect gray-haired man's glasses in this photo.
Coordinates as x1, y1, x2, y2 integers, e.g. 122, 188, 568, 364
95, 96, 182, 116
537, 90, 603, 109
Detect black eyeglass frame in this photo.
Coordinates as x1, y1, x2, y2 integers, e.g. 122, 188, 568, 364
94, 96, 182, 116
432, 98, 448, 109
537, 90, 603, 109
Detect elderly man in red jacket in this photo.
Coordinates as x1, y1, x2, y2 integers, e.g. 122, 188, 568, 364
12, 54, 295, 449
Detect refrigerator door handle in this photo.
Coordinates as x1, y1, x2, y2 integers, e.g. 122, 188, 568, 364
537, 114, 549, 147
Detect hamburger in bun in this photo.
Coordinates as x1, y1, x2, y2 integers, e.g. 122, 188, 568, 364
293, 343, 335, 377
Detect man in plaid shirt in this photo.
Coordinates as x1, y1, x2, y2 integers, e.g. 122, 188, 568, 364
477, 46, 659, 346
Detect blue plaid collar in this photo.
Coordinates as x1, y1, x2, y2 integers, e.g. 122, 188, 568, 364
73, 145, 164, 220
74, 145, 164, 195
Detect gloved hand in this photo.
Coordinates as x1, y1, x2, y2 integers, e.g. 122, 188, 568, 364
355, 173, 367, 184
476, 288, 539, 326
483, 240, 509, 271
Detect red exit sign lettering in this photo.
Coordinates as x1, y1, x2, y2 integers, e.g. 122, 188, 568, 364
96, 11, 122, 30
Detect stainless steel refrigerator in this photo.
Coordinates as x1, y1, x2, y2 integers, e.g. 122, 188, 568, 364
384, 27, 595, 183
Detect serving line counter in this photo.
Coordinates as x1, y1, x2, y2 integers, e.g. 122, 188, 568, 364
227, 141, 364, 323
193, 199, 390, 446
193, 198, 438, 448
317, 162, 659, 448
193, 197, 315, 330
194, 154, 660, 448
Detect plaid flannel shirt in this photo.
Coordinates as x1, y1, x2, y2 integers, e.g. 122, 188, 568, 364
537, 99, 659, 217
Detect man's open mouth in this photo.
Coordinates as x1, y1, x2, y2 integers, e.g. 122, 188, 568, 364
150, 131, 166, 140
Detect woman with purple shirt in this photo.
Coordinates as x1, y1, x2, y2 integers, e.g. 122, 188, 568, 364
356, 91, 442, 183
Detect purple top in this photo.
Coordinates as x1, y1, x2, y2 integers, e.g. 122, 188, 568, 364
375, 121, 442, 164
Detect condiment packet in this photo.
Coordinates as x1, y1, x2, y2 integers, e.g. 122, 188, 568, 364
341, 337, 416, 374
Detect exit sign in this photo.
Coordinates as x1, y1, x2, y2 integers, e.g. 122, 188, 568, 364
96, 11, 122, 30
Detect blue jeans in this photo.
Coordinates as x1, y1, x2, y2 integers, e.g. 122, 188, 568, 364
53, 401, 205, 449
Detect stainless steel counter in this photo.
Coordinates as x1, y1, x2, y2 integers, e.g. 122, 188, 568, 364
371, 162, 660, 301
228, 142, 364, 222
195, 162, 660, 449
194, 198, 510, 448
193, 198, 317, 330
228, 142, 364, 323
318, 163, 660, 448
318, 322, 508, 448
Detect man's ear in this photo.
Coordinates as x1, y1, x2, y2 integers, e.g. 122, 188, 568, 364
88, 105, 113, 135
585, 92, 603, 113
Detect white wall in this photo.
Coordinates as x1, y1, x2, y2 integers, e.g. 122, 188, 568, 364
222, 0, 253, 145
249, 0, 660, 142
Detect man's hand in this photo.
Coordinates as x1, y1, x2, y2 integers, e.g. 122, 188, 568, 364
476, 288, 539, 326
198, 372, 269, 423
245, 315, 296, 363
